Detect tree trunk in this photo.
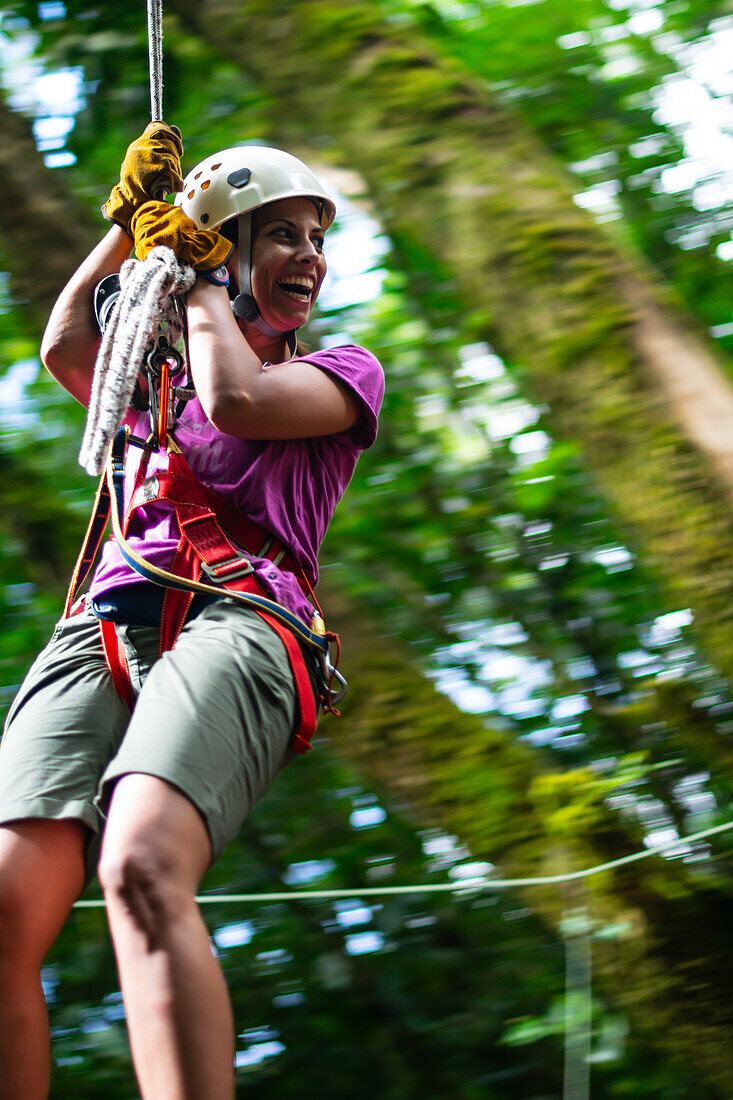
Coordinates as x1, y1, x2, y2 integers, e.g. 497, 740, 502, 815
166, 0, 733, 688
0, 93, 99, 330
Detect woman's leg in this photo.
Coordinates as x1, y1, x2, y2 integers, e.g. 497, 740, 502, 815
99, 773, 234, 1100
0, 819, 87, 1100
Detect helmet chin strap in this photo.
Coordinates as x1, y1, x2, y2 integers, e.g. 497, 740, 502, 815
231, 212, 298, 359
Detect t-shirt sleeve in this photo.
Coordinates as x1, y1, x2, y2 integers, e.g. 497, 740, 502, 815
300, 344, 385, 449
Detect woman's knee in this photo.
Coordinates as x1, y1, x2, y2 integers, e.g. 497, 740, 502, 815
99, 837, 186, 939
99, 774, 211, 947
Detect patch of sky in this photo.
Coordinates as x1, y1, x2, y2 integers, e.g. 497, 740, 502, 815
34, 113, 75, 151
421, 829, 472, 873
41, 965, 59, 1004
510, 429, 551, 465
255, 949, 292, 970
566, 656, 598, 681
649, 16, 733, 226
573, 179, 623, 222
429, 665, 497, 715
0, 357, 41, 434
617, 648, 662, 673
557, 31, 593, 50
521, 726, 565, 747
235, 1041, 286, 1069
5, 583, 38, 606
38, 1, 67, 19
282, 858, 336, 886
628, 133, 669, 159
432, 623, 553, 722
102, 991, 126, 1022
476, 398, 542, 442
79, 1011, 111, 1034
272, 990, 306, 1008
455, 342, 507, 385
213, 921, 255, 950
350, 805, 387, 829
426, 0, 483, 19
333, 899, 374, 928
538, 553, 569, 571
316, 192, 389, 314
674, 772, 717, 818
0, 18, 84, 169
643, 608, 693, 648
588, 545, 634, 571
448, 860, 495, 882
551, 694, 590, 720
344, 930, 384, 955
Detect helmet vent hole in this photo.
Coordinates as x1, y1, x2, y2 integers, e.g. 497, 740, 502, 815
210, 163, 222, 171
227, 168, 251, 189
200, 213, 209, 224
201, 180, 211, 191
188, 190, 195, 200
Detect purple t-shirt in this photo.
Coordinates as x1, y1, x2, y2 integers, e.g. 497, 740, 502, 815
89, 345, 384, 626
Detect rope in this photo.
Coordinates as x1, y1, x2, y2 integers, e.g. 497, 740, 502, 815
72, 818, 733, 908
78, 247, 195, 477
147, 0, 163, 122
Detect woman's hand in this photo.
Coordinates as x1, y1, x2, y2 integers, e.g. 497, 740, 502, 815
130, 202, 231, 271
186, 279, 359, 440
103, 123, 184, 235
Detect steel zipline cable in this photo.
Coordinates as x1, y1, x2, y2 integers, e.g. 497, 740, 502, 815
72, 818, 733, 908
147, 0, 163, 123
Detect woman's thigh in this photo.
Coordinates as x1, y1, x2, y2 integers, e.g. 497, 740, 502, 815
0, 608, 131, 851
98, 601, 301, 863
0, 819, 88, 957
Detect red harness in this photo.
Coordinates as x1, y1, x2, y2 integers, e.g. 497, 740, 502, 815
66, 434, 338, 755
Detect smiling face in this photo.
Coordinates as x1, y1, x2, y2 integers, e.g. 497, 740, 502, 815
247, 197, 328, 332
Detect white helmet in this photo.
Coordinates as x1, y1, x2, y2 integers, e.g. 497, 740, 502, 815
176, 146, 335, 336
177, 146, 335, 231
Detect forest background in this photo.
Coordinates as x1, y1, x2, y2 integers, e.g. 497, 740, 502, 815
1, 0, 733, 1095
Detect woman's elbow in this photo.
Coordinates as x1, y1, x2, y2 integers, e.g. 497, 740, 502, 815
202, 390, 253, 437
39, 330, 96, 405
39, 331, 74, 387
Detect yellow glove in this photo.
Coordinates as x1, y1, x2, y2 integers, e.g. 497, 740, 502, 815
103, 122, 185, 234
130, 201, 233, 272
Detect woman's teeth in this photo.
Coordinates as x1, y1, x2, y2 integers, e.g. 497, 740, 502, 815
277, 277, 314, 302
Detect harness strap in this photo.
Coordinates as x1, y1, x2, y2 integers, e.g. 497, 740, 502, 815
126, 451, 307, 587
99, 617, 135, 710
66, 429, 331, 754
107, 432, 328, 651
257, 611, 318, 754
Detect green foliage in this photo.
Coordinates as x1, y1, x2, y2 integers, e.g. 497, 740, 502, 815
2, 0, 733, 1094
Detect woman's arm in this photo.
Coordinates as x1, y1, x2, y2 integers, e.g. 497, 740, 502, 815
40, 226, 134, 407
186, 279, 360, 439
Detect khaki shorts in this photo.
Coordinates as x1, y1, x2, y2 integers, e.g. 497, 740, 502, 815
0, 599, 315, 875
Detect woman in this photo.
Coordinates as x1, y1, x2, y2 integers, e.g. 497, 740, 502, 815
0, 125, 384, 1099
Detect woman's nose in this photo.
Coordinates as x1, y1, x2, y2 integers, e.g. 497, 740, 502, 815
296, 238, 319, 263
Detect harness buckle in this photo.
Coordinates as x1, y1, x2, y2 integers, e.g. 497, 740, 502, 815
200, 551, 255, 583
